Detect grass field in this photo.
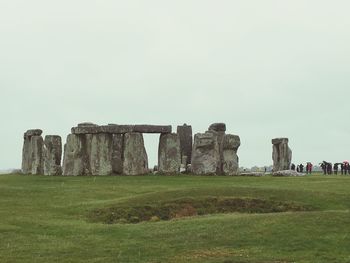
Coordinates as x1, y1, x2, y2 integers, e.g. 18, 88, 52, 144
0, 174, 350, 263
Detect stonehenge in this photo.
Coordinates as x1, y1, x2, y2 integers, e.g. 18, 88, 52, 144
122, 133, 148, 175
191, 123, 241, 175
158, 133, 181, 174
21, 129, 44, 175
177, 124, 192, 166
272, 138, 292, 172
21, 122, 247, 176
44, 135, 62, 176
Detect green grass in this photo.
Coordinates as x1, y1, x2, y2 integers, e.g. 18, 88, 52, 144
0, 174, 350, 263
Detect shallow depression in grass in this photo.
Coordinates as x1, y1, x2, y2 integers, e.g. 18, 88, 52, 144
87, 197, 311, 224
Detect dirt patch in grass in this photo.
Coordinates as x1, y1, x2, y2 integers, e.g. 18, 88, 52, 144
88, 197, 310, 224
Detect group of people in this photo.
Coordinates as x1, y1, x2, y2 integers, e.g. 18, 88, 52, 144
290, 161, 350, 175
320, 161, 350, 175
291, 163, 313, 174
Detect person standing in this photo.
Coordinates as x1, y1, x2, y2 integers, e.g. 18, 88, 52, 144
321, 162, 327, 175
299, 164, 304, 173
341, 163, 344, 175
291, 163, 296, 171
334, 163, 339, 175
327, 163, 332, 175
306, 162, 313, 174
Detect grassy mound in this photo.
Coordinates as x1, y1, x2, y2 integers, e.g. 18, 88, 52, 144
88, 197, 310, 224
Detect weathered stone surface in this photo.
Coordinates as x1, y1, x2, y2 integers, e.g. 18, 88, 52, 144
24, 129, 43, 138
30, 136, 44, 175
223, 134, 241, 150
22, 136, 32, 174
22, 129, 44, 174
62, 134, 85, 176
158, 133, 181, 174
44, 135, 62, 176
71, 125, 172, 135
89, 133, 113, 175
222, 134, 241, 175
208, 123, 226, 132
272, 138, 292, 172
111, 134, 124, 174
272, 170, 305, 177
272, 138, 289, 145
77, 122, 98, 127
191, 132, 220, 175
177, 124, 193, 165
122, 133, 148, 175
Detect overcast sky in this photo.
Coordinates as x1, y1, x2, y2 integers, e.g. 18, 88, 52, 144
1, 0, 350, 169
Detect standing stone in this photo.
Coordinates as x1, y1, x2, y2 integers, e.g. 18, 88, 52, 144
122, 133, 148, 175
44, 135, 62, 176
158, 133, 181, 174
30, 136, 44, 175
208, 123, 226, 173
272, 138, 292, 172
22, 136, 32, 174
62, 134, 85, 176
112, 134, 124, 174
177, 124, 193, 165
191, 132, 221, 175
89, 133, 113, 175
222, 134, 241, 175
22, 129, 43, 174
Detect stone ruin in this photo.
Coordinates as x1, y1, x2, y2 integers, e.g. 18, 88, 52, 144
191, 123, 241, 175
21, 122, 242, 176
272, 138, 292, 172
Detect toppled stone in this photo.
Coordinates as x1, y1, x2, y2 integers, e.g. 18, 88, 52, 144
177, 124, 193, 165
62, 134, 85, 176
191, 132, 220, 175
30, 136, 44, 175
158, 133, 181, 174
222, 134, 241, 175
122, 133, 148, 175
44, 135, 62, 176
239, 172, 266, 177
272, 138, 292, 171
272, 170, 305, 177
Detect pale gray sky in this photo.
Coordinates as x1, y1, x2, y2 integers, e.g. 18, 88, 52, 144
1, 0, 350, 169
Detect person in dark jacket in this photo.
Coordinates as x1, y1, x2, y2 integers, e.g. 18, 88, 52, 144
334, 163, 339, 175
299, 164, 304, 173
341, 163, 344, 175
345, 163, 349, 175
291, 163, 296, 171
327, 163, 332, 175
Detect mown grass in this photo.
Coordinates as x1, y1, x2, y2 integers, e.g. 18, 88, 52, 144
0, 174, 350, 262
